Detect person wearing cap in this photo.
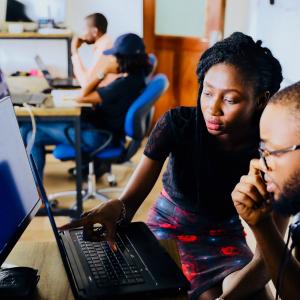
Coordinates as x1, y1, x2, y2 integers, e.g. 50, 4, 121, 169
23, 33, 152, 180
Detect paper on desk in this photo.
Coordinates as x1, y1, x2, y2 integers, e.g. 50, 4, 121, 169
51, 89, 92, 107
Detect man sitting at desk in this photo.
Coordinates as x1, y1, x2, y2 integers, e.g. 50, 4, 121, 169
23, 33, 151, 179
72, 12, 118, 88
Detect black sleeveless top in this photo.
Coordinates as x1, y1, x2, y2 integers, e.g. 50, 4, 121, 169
144, 107, 259, 220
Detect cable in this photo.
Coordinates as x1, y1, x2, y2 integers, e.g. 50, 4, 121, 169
23, 103, 36, 155
275, 225, 294, 300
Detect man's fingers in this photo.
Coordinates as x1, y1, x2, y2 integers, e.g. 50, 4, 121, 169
248, 159, 261, 176
240, 175, 269, 199
232, 190, 255, 209
235, 182, 264, 205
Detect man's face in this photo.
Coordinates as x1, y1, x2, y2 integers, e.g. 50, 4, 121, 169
82, 18, 99, 44
260, 104, 300, 215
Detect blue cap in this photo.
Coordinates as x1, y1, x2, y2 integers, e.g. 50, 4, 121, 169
103, 33, 145, 56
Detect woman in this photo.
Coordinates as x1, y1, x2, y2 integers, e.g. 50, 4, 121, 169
61, 32, 284, 299
21, 33, 151, 179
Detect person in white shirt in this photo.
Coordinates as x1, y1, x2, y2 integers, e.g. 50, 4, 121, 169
71, 13, 118, 88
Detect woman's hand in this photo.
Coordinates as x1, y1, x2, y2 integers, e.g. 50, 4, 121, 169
59, 199, 124, 251
231, 159, 273, 227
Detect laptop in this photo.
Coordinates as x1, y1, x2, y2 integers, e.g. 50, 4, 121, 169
0, 96, 190, 299
35, 55, 80, 89
0, 68, 47, 106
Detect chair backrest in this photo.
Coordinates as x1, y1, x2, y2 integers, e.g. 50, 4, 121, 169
146, 53, 158, 82
124, 74, 169, 141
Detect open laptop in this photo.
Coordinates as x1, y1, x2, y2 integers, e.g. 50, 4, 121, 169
35, 55, 80, 89
0, 96, 189, 299
0, 68, 47, 106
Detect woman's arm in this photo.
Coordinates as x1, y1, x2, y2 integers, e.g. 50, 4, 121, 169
80, 56, 119, 98
120, 155, 165, 221
59, 155, 165, 249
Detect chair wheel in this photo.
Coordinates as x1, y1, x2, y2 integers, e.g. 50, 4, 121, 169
107, 174, 117, 187
50, 199, 59, 208
109, 181, 117, 187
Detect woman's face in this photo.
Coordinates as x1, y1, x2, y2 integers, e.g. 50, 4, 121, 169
201, 63, 258, 137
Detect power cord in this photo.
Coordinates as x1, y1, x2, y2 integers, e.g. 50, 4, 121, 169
22, 103, 36, 155
275, 215, 300, 300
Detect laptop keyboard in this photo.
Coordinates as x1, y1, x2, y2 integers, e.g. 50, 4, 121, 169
75, 232, 145, 288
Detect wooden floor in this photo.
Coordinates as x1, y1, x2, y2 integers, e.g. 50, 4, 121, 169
20, 139, 257, 254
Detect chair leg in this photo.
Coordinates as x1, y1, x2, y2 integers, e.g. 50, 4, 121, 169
95, 160, 137, 195
48, 160, 137, 210
48, 161, 111, 209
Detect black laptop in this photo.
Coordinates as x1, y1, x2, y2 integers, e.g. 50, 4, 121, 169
0, 96, 189, 299
35, 55, 80, 89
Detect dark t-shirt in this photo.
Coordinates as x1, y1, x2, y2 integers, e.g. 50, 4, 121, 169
81, 71, 146, 139
144, 107, 259, 219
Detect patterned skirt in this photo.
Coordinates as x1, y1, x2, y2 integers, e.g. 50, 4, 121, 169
147, 191, 253, 300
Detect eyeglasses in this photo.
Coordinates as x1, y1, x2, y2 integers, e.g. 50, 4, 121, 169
259, 142, 300, 170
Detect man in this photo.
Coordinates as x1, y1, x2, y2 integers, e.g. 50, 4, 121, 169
232, 82, 300, 300
71, 13, 118, 88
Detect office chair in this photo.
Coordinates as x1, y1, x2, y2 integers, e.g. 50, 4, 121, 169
147, 53, 157, 82
48, 74, 169, 206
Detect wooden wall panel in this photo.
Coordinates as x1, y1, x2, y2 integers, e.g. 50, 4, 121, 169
152, 49, 176, 121
143, 0, 225, 123
152, 37, 208, 121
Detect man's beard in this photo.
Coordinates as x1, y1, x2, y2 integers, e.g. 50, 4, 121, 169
273, 171, 300, 216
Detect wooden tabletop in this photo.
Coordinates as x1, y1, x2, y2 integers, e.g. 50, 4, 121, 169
14, 106, 81, 117
5, 240, 188, 300
0, 32, 73, 39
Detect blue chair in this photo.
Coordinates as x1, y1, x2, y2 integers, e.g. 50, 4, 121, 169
49, 74, 169, 205
147, 53, 157, 82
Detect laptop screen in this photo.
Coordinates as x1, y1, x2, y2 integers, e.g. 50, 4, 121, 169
0, 97, 41, 265
0, 69, 10, 99
35, 55, 53, 82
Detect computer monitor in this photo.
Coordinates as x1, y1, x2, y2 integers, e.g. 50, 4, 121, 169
5, 0, 66, 24
0, 96, 41, 266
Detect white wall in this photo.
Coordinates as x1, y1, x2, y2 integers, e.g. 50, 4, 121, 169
0, 0, 143, 77
224, 0, 252, 38
224, 0, 300, 87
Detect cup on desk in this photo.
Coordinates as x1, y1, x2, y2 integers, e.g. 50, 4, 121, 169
8, 23, 24, 34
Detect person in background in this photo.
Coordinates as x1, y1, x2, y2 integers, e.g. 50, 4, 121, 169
232, 82, 300, 300
61, 32, 286, 300
71, 13, 118, 88
23, 33, 151, 179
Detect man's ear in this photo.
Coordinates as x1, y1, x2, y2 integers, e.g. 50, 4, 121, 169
257, 91, 270, 111
92, 27, 99, 37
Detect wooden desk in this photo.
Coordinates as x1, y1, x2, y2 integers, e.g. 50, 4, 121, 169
5, 240, 188, 300
15, 105, 83, 218
0, 32, 73, 77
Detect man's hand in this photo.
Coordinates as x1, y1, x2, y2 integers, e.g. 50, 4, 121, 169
71, 36, 86, 55
232, 159, 273, 227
